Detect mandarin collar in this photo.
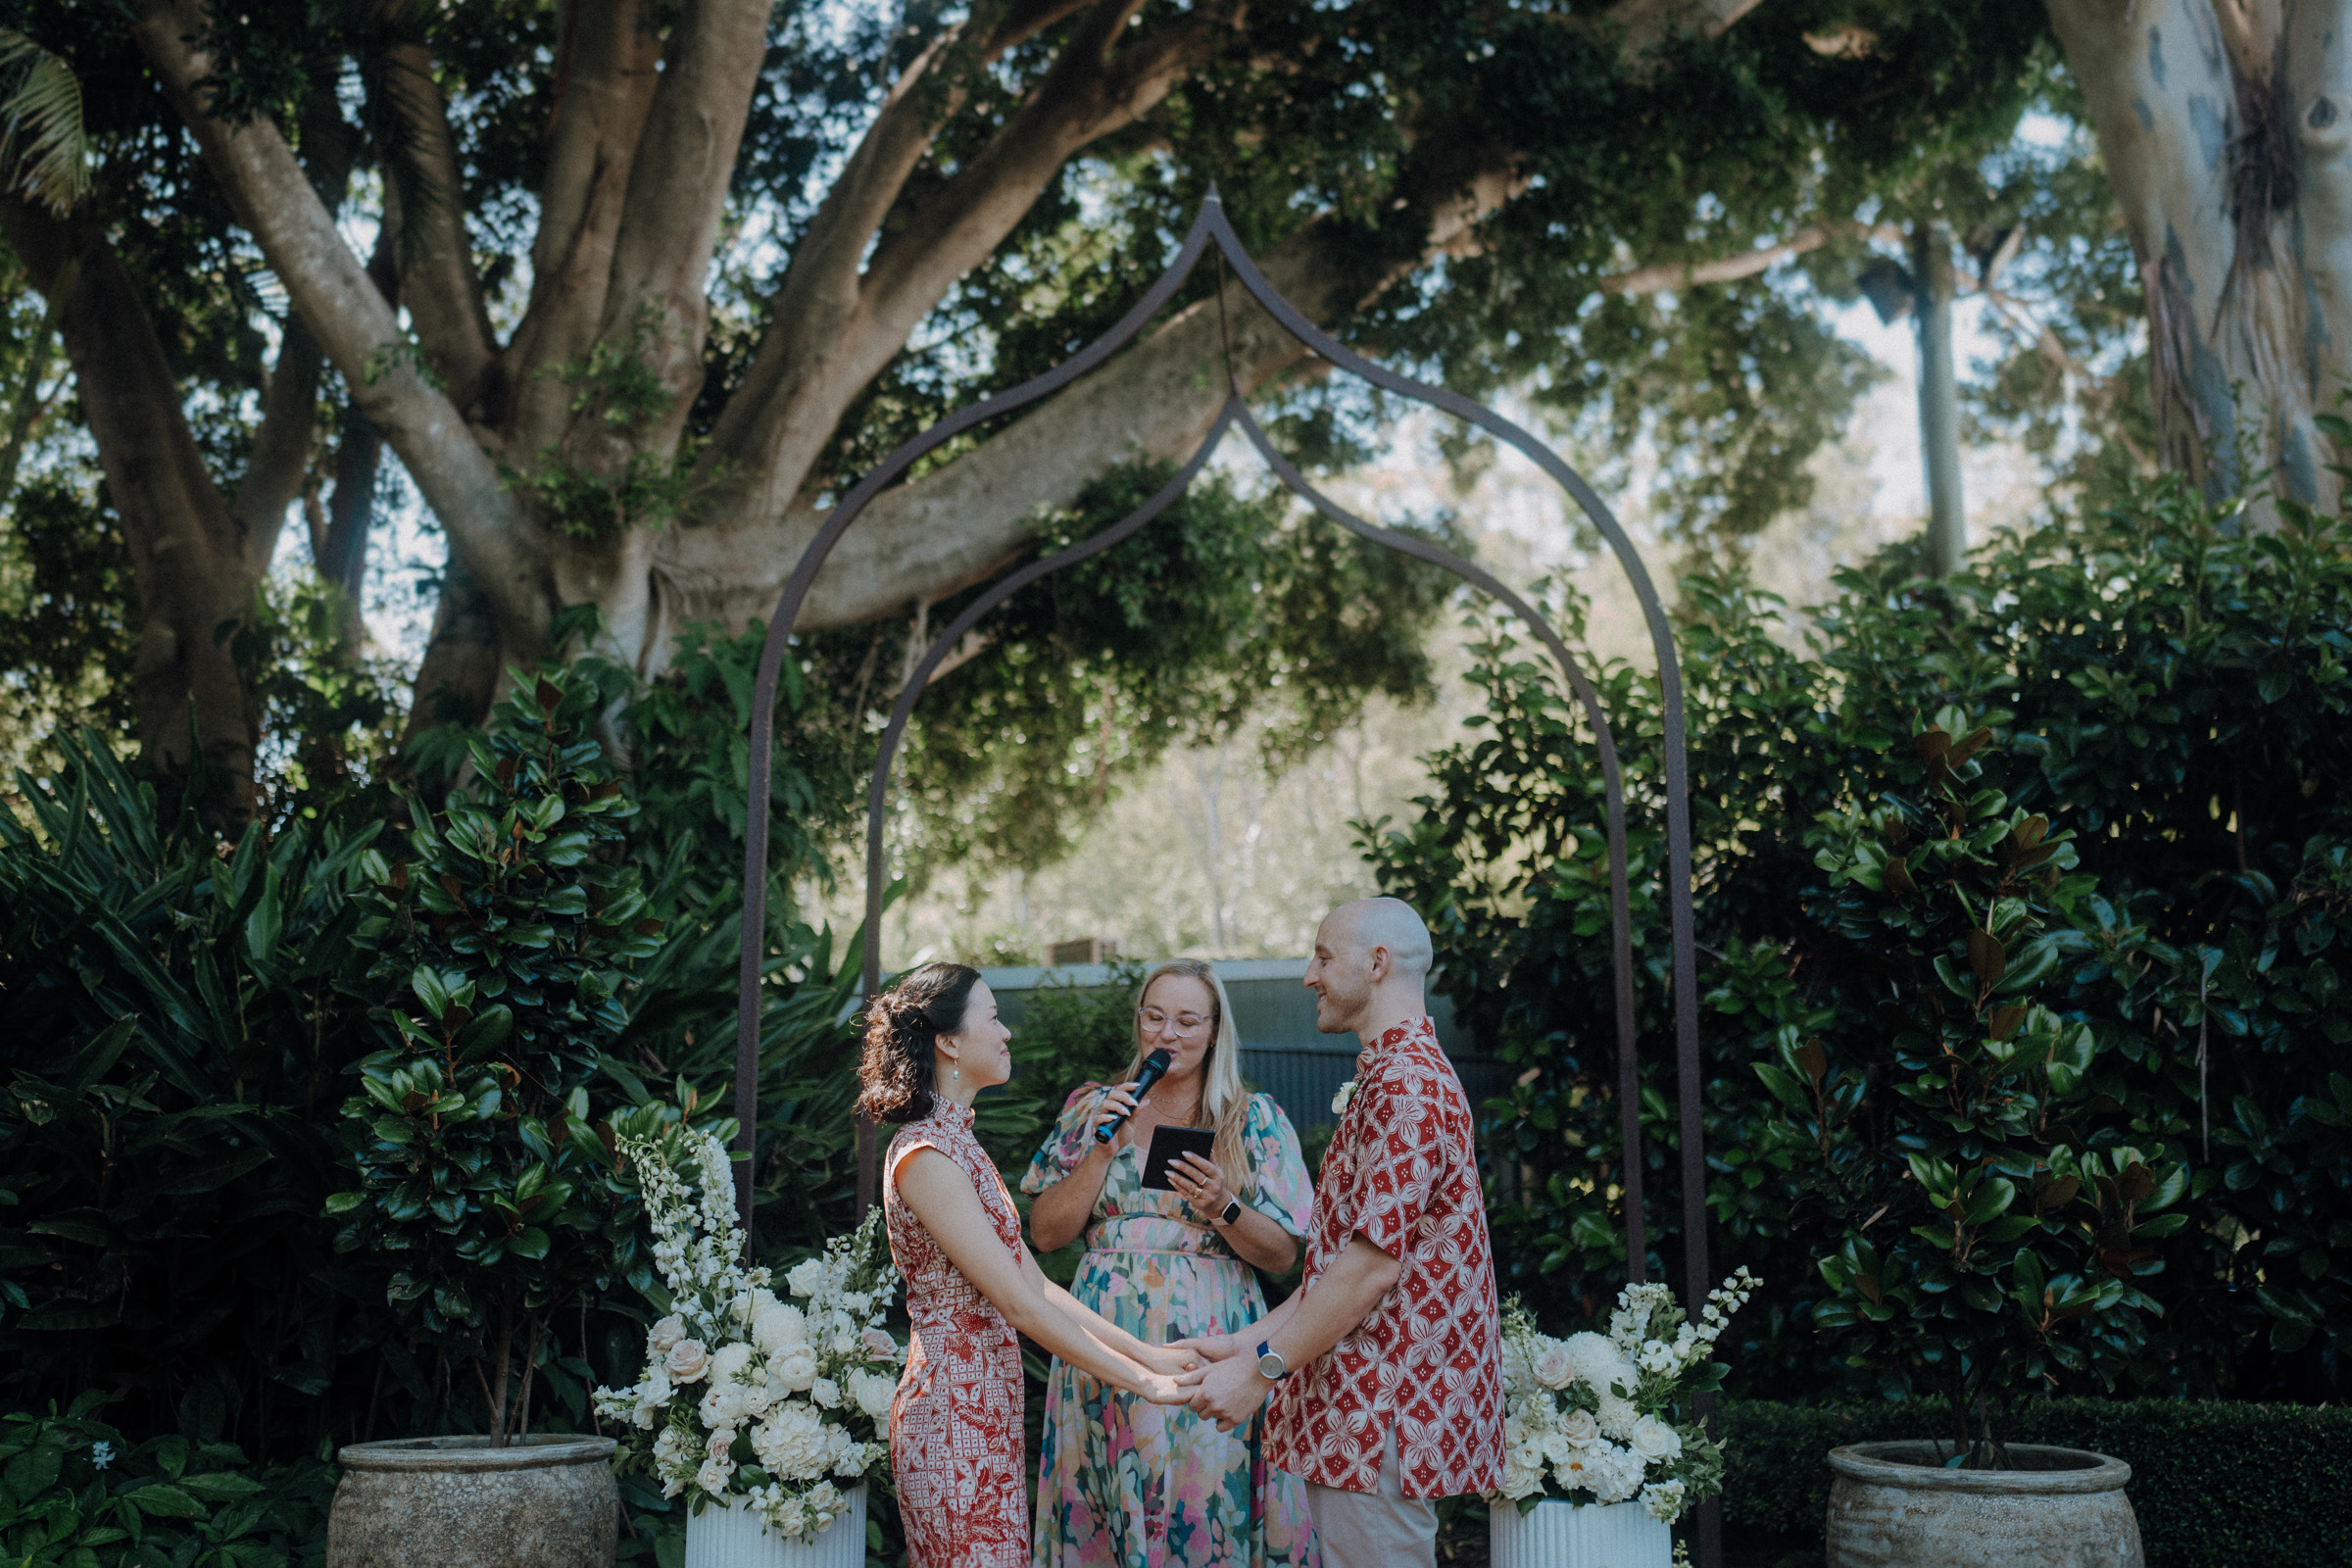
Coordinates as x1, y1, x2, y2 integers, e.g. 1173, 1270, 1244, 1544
1355, 1014, 1434, 1075
932, 1095, 975, 1130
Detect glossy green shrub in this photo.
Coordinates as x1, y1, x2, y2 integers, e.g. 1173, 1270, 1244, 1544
1371, 478, 2352, 1401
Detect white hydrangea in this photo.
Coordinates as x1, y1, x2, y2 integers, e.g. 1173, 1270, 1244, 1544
753, 1401, 835, 1482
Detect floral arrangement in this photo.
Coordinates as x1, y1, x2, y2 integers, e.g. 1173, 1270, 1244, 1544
595, 1129, 905, 1544
1494, 1268, 1759, 1524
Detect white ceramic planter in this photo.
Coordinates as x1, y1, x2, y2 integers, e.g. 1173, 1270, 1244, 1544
1490, 1496, 1670, 1568
682, 1485, 866, 1568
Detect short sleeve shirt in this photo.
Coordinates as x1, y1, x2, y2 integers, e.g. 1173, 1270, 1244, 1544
1264, 1016, 1504, 1499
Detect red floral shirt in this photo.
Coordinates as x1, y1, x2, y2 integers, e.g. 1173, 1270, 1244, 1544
1265, 1015, 1504, 1498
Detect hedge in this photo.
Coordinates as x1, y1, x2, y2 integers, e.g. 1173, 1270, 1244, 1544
1719, 1399, 2352, 1567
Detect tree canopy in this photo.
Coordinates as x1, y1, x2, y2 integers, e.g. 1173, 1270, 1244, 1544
0, 0, 2149, 875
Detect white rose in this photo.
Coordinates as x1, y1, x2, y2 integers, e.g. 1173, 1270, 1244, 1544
754, 1303, 808, 1353
774, 1347, 818, 1393
1629, 1414, 1683, 1463
694, 1454, 734, 1496
811, 1376, 842, 1410
1500, 1449, 1543, 1500
808, 1480, 841, 1515
699, 1383, 748, 1428
666, 1339, 710, 1383
652, 1427, 690, 1470
786, 1258, 827, 1298
851, 1369, 898, 1419
1558, 1406, 1599, 1446
1530, 1341, 1575, 1390
773, 1498, 808, 1542
648, 1315, 688, 1353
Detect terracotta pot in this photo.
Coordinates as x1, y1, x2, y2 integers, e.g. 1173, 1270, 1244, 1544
1489, 1495, 1671, 1568
683, 1485, 867, 1568
1826, 1440, 2142, 1568
326, 1435, 618, 1568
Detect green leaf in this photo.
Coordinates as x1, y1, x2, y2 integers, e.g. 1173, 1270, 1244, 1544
123, 1484, 203, 1518
1752, 1061, 1809, 1111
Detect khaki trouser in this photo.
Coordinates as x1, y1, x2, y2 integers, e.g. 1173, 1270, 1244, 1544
1303, 1429, 1439, 1568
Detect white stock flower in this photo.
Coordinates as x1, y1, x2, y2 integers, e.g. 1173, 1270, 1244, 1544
774, 1497, 808, 1541
1530, 1340, 1575, 1390
1637, 1341, 1680, 1375
1629, 1415, 1683, 1463
1497, 1336, 1532, 1394
652, 1427, 690, 1471
1642, 1479, 1688, 1522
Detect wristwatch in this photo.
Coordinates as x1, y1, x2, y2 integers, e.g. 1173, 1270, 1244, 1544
1256, 1341, 1289, 1381
1217, 1198, 1243, 1227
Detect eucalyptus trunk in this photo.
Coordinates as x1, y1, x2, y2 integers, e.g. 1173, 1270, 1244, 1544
2049, 0, 2352, 523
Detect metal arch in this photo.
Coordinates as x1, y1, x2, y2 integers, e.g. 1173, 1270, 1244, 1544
731, 191, 1705, 1309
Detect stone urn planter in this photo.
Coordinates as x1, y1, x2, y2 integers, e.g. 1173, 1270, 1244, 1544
1826, 1441, 2142, 1568
327, 1435, 618, 1568
1490, 1496, 1670, 1568
684, 1485, 867, 1568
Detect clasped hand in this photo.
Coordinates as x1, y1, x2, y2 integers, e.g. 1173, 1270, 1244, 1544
1166, 1331, 1272, 1432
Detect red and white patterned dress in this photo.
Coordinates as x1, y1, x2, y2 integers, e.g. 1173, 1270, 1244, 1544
884, 1098, 1029, 1567
1265, 1015, 1503, 1499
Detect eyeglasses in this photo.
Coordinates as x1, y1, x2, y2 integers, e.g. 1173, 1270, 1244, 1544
1138, 1008, 1213, 1037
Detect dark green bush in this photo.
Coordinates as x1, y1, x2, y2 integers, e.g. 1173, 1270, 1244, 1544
1370, 479, 2352, 1401
1719, 1397, 2352, 1567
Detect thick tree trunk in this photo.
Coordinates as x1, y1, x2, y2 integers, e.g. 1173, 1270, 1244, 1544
2050, 0, 2352, 522
0, 199, 270, 812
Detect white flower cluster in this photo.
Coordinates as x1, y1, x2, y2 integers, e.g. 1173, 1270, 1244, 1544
594, 1130, 906, 1544
1492, 1269, 1758, 1526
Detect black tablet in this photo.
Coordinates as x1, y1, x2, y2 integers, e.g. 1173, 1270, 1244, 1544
1139, 1124, 1218, 1191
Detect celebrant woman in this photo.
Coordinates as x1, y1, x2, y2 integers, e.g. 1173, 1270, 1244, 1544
1022, 958, 1320, 1568
861, 961, 1194, 1568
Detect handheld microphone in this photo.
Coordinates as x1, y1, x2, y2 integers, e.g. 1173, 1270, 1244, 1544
1095, 1048, 1174, 1144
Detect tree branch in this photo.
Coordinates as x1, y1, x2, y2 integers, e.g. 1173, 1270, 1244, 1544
596, 0, 772, 437
1596, 220, 1897, 293
509, 0, 662, 456
229, 317, 321, 577
132, 0, 550, 652
1608, 0, 1772, 62
378, 38, 498, 416
699, 0, 1233, 531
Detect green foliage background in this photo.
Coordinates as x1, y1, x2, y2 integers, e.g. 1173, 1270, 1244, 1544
1368, 479, 2352, 1408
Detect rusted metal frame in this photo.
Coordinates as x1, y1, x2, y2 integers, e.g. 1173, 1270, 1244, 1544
1192, 199, 1707, 1311
1229, 407, 1646, 1277
728, 206, 1227, 1233
845, 396, 1248, 1209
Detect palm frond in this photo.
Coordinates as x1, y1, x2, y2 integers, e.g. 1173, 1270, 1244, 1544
0, 30, 91, 215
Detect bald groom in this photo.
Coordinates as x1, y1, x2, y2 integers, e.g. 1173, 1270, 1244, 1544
1175, 898, 1503, 1568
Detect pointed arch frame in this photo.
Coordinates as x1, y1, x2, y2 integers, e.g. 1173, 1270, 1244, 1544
732, 193, 1706, 1305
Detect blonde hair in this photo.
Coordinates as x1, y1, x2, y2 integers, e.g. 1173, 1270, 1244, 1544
1120, 960, 1253, 1199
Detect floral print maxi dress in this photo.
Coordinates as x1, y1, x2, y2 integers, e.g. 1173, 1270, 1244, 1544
885, 1099, 1030, 1568
1022, 1089, 1321, 1568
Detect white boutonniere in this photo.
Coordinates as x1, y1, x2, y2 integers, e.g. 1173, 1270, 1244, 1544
1331, 1078, 1359, 1116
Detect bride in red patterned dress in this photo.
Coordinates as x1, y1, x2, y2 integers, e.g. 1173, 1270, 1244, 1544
858, 962, 1196, 1568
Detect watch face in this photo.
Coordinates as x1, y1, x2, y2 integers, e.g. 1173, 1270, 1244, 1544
1256, 1350, 1285, 1380
1221, 1199, 1243, 1225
